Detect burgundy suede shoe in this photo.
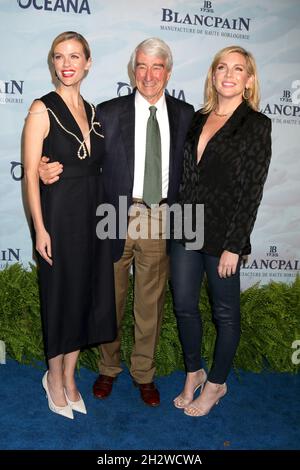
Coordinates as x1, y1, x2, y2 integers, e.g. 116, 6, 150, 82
134, 381, 160, 407
93, 374, 115, 399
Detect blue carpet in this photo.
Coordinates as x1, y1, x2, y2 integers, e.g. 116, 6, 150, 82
0, 359, 299, 450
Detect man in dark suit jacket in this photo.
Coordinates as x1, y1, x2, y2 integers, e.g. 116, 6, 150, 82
39, 37, 194, 407
92, 38, 194, 406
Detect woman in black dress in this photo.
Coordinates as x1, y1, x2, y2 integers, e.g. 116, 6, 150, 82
171, 46, 272, 416
24, 32, 116, 419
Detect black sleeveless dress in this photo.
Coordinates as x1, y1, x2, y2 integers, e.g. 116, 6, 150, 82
38, 91, 116, 359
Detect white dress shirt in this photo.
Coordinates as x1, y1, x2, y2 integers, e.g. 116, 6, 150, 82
133, 90, 170, 199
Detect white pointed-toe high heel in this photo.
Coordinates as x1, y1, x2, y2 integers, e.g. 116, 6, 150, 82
42, 371, 74, 419
64, 389, 87, 414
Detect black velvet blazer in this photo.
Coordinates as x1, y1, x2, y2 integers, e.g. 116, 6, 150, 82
178, 101, 272, 256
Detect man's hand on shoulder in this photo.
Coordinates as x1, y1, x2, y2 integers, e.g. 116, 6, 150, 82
39, 156, 63, 185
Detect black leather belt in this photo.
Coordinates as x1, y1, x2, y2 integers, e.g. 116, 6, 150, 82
132, 198, 167, 208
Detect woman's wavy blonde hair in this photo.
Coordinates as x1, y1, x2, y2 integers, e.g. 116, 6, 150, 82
202, 45, 260, 113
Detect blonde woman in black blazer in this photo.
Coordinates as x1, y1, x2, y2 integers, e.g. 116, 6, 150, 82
170, 46, 272, 416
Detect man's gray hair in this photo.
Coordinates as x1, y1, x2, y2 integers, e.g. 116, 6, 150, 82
130, 37, 173, 72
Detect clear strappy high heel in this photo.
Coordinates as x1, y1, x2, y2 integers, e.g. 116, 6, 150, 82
184, 382, 227, 417
173, 369, 207, 409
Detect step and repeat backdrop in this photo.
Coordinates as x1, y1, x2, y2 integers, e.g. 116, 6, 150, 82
0, 0, 299, 289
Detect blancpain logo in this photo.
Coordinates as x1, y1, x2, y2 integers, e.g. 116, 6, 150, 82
161, 7, 251, 31
242, 246, 299, 271
262, 83, 300, 125
1, 249, 21, 263
0, 80, 24, 104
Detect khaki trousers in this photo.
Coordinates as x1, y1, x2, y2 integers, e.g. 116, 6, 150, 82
99, 203, 169, 383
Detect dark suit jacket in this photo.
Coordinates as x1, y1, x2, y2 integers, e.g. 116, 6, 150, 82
96, 91, 194, 262
179, 101, 272, 256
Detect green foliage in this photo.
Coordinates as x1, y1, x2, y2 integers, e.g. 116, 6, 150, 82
0, 263, 44, 365
237, 279, 300, 373
0, 264, 299, 374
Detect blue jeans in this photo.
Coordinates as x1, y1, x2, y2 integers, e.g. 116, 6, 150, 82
170, 241, 241, 384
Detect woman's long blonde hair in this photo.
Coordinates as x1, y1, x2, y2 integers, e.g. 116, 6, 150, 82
202, 45, 260, 113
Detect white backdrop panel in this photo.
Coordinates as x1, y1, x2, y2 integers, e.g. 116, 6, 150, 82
1, 0, 299, 289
